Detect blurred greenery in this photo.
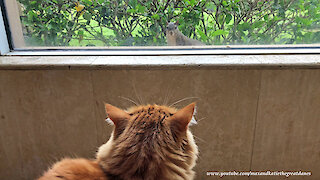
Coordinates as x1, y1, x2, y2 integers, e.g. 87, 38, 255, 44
18, 0, 320, 46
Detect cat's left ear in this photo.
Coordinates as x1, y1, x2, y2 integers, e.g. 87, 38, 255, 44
105, 104, 130, 126
168, 102, 196, 132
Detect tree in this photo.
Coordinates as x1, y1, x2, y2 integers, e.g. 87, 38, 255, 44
18, 0, 320, 46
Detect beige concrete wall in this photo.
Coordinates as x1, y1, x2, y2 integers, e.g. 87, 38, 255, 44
0, 69, 319, 180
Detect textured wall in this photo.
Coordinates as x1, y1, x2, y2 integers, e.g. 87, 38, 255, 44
0, 69, 319, 180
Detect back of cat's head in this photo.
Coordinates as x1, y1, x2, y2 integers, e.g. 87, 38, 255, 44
97, 103, 199, 180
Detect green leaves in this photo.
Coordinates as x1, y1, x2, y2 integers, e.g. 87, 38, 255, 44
238, 22, 251, 31
151, 14, 160, 20
18, 0, 320, 46
225, 14, 232, 24
27, 11, 36, 21
211, 30, 228, 37
197, 28, 208, 41
83, 12, 92, 21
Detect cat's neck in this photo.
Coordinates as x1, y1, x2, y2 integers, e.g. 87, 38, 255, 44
97, 131, 197, 180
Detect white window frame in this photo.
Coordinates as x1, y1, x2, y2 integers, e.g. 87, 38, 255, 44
0, 1, 320, 68
0, 8, 9, 55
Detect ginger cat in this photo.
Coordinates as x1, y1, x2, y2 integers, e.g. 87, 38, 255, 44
38, 103, 198, 180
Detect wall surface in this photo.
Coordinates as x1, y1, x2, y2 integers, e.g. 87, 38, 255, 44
0, 69, 319, 180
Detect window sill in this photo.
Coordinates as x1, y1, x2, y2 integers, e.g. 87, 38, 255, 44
0, 54, 320, 70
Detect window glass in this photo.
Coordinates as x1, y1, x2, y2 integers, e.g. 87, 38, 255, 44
9, 0, 320, 47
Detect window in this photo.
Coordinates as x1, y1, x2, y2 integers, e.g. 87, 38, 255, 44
0, 0, 320, 56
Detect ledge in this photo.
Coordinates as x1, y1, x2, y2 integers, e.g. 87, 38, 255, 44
0, 54, 320, 70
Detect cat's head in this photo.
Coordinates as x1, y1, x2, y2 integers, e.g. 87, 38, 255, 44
97, 103, 198, 179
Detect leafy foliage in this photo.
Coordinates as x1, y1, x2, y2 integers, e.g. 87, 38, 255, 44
18, 0, 320, 46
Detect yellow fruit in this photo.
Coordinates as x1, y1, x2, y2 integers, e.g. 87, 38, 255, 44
75, 3, 85, 16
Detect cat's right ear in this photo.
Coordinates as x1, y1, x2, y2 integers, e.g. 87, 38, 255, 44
168, 102, 196, 133
105, 104, 130, 126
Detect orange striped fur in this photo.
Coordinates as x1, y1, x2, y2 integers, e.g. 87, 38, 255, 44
38, 158, 106, 180
39, 103, 198, 180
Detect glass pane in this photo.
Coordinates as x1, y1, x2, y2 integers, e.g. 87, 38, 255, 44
8, 0, 320, 47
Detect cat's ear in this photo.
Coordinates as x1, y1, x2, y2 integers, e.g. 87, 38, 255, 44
175, 20, 179, 25
105, 104, 130, 126
168, 102, 196, 132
